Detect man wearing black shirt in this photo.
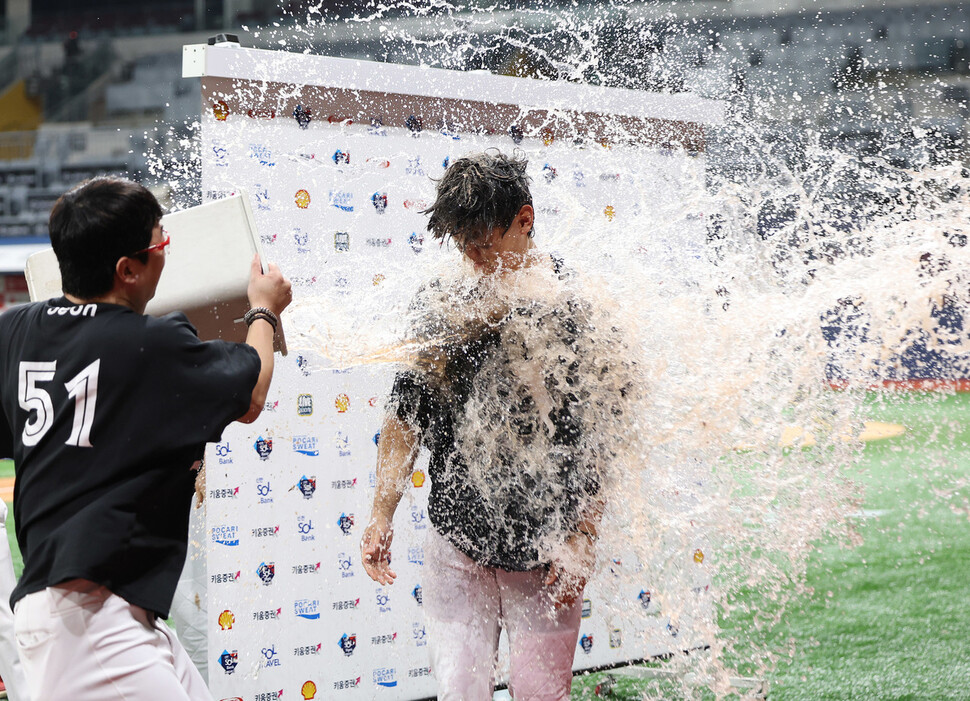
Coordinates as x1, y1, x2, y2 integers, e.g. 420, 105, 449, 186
361, 152, 604, 700
0, 177, 291, 700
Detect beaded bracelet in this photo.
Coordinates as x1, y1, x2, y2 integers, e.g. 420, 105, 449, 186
244, 306, 279, 332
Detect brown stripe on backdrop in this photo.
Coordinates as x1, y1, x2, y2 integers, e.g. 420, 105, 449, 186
202, 76, 706, 152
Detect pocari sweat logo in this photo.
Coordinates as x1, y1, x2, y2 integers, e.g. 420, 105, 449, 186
407, 546, 424, 566
373, 668, 397, 688
292, 435, 319, 456
329, 191, 354, 212
211, 525, 239, 547
294, 598, 321, 620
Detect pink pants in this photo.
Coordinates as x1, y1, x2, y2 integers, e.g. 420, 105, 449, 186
424, 530, 582, 701
13, 579, 211, 701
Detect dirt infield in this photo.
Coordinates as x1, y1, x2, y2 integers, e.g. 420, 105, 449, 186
0, 477, 13, 503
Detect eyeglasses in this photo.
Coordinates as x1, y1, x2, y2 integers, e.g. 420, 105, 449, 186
132, 233, 170, 257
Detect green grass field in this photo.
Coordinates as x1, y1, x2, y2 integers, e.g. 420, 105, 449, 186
4, 393, 970, 699
571, 392, 970, 699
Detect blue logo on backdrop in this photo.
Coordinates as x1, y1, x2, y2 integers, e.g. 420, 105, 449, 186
262, 644, 280, 668
257, 562, 275, 585
211, 525, 239, 547
219, 649, 238, 674
338, 552, 354, 578
254, 436, 272, 461
293, 229, 310, 253
294, 599, 320, 620
249, 144, 276, 166
638, 590, 651, 609
329, 191, 354, 212
338, 513, 354, 535
372, 192, 388, 214
408, 546, 424, 566
297, 355, 311, 376
412, 585, 423, 606
214, 442, 232, 464
408, 232, 424, 254
580, 634, 593, 654
376, 588, 391, 613
406, 156, 425, 176
292, 435, 319, 456
339, 633, 357, 656
373, 668, 397, 688
298, 516, 315, 541
412, 622, 427, 647
410, 506, 427, 530
255, 478, 272, 504
212, 141, 228, 167
332, 149, 350, 165
254, 184, 271, 211
297, 475, 316, 499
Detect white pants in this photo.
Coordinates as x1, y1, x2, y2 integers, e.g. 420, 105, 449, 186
424, 529, 582, 701
171, 500, 209, 685
0, 501, 30, 701
14, 579, 212, 701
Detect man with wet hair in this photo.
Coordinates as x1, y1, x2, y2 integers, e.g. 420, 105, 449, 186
0, 177, 291, 700
362, 151, 605, 700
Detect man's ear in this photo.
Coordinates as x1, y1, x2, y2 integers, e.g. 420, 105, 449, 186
518, 204, 535, 237
116, 256, 139, 284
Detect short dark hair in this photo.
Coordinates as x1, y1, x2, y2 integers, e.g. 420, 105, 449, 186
49, 177, 162, 298
423, 150, 533, 248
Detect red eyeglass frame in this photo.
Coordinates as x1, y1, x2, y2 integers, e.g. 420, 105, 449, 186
131, 233, 170, 256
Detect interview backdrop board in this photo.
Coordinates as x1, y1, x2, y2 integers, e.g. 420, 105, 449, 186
187, 43, 725, 700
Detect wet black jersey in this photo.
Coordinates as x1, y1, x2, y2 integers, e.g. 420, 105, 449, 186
0, 297, 260, 616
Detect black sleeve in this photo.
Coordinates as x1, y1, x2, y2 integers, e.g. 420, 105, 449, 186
0, 409, 12, 461
388, 370, 431, 433
148, 313, 262, 445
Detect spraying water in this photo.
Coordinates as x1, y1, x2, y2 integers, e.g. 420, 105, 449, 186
149, 1, 970, 697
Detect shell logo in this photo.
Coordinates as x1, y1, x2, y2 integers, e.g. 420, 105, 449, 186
295, 189, 311, 209
604, 206, 616, 221
213, 100, 229, 121
301, 680, 317, 699
372, 274, 386, 286
411, 470, 426, 488
218, 609, 235, 630
541, 129, 555, 146
693, 549, 704, 564
335, 394, 350, 413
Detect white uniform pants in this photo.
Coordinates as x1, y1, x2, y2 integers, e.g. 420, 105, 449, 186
424, 529, 582, 701
0, 501, 30, 701
14, 579, 212, 701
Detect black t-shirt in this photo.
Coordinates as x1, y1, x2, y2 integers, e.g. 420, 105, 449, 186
391, 263, 608, 571
0, 297, 260, 616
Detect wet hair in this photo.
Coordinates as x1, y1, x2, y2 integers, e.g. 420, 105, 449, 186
49, 177, 162, 298
422, 150, 533, 248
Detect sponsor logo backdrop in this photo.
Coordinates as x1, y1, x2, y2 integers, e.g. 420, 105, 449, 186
202, 63, 713, 700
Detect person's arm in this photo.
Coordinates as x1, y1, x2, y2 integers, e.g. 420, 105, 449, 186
361, 414, 420, 585
545, 496, 605, 609
237, 255, 291, 424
